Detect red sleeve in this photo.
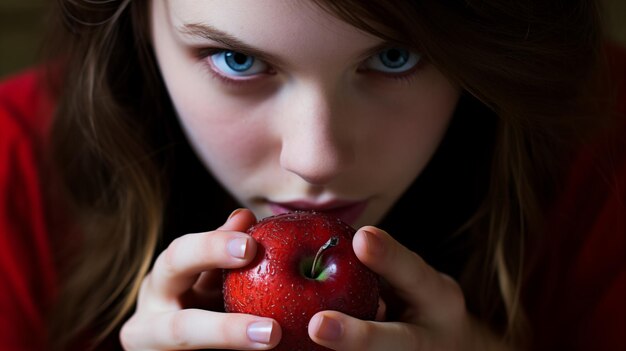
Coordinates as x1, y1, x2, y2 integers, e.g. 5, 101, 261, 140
525, 44, 626, 351
0, 70, 58, 349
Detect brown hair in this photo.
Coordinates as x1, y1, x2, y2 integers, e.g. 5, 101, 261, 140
44, 0, 609, 349
313, 0, 609, 345
46, 0, 164, 348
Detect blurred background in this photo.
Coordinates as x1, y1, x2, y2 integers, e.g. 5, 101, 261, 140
0, 0, 625, 78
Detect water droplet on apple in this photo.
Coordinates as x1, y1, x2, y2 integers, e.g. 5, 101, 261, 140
268, 263, 277, 275
244, 280, 255, 292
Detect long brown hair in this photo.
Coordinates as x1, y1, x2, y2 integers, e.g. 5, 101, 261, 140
313, 0, 609, 345
46, 0, 165, 348
44, 0, 609, 349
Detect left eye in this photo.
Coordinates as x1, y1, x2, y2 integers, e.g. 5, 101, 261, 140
210, 50, 268, 77
362, 48, 421, 73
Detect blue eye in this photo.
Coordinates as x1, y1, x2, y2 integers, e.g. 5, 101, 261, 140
210, 50, 268, 77
363, 48, 421, 73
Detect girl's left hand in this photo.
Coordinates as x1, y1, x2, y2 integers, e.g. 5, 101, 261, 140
307, 226, 512, 351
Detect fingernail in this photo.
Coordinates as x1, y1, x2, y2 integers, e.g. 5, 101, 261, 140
227, 237, 248, 259
227, 208, 245, 222
247, 321, 273, 344
314, 315, 343, 341
361, 229, 385, 257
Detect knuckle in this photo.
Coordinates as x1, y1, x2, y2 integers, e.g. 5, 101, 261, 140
435, 274, 467, 323
414, 254, 433, 278
169, 311, 190, 348
442, 274, 466, 312
217, 314, 241, 343
402, 252, 428, 288
355, 321, 420, 351
404, 324, 422, 350
138, 273, 152, 298
352, 320, 376, 350
162, 236, 186, 276
452, 285, 466, 310
119, 318, 138, 350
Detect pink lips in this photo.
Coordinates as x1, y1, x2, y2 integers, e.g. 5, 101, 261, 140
268, 199, 368, 226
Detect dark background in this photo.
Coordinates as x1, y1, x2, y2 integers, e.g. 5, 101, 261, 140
0, 0, 625, 78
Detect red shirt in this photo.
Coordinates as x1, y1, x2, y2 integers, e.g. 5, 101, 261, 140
525, 45, 626, 350
0, 69, 57, 349
0, 50, 624, 349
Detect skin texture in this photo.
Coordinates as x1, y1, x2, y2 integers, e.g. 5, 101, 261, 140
223, 212, 379, 351
120, 1, 511, 350
121, 209, 510, 350
150, 0, 460, 229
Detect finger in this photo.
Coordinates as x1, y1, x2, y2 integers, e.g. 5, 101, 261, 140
148, 211, 258, 301
183, 209, 258, 307
352, 226, 465, 321
120, 310, 281, 350
218, 208, 257, 231
308, 311, 421, 351
149, 230, 255, 301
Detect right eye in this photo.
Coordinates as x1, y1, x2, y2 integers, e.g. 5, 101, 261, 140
361, 48, 421, 74
210, 50, 269, 77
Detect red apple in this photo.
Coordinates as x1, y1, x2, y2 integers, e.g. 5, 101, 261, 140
223, 211, 379, 351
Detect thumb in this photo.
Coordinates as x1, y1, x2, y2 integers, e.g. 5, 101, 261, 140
219, 208, 258, 232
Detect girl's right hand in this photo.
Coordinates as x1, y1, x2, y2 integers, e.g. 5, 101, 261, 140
119, 209, 282, 350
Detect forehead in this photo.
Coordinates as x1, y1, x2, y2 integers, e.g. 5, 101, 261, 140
163, 0, 383, 63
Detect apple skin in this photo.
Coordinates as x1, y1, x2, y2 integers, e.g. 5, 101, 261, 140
223, 211, 379, 351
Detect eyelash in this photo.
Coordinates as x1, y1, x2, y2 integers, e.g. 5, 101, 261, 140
195, 47, 423, 86
196, 48, 271, 87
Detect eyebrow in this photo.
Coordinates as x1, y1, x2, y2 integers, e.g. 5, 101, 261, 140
177, 23, 401, 66
178, 23, 286, 66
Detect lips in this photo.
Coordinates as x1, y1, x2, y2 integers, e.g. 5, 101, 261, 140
268, 199, 368, 226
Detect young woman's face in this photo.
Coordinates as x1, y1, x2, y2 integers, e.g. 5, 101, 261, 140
151, 0, 460, 228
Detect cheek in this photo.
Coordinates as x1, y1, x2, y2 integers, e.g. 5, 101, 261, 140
364, 80, 459, 177
177, 101, 273, 180
162, 77, 270, 180
151, 12, 272, 177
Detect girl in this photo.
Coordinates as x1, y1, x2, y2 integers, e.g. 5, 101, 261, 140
0, 0, 624, 350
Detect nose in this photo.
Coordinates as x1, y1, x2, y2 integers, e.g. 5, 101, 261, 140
277, 84, 355, 186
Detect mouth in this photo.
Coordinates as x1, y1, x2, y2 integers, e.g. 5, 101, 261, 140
267, 199, 368, 226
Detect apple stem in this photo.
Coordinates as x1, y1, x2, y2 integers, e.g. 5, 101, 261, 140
311, 236, 339, 278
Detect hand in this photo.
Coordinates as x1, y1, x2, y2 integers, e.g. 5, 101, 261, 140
119, 209, 282, 350
307, 226, 512, 351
